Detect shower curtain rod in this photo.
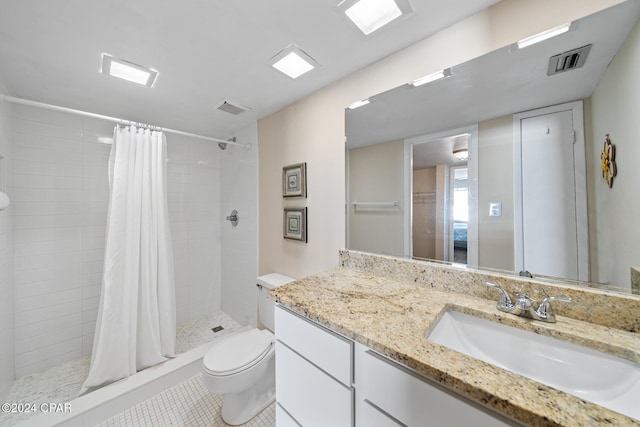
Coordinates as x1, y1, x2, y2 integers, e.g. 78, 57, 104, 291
0, 93, 252, 149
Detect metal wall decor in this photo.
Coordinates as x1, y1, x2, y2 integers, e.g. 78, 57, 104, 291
601, 134, 617, 188
283, 208, 307, 242
282, 162, 307, 198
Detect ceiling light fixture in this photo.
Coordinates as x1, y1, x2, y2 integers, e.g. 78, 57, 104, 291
269, 45, 319, 79
453, 148, 469, 161
340, 0, 412, 35
101, 54, 158, 87
517, 23, 572, 49
411, 68, 452, 87
348, 99, 370, 109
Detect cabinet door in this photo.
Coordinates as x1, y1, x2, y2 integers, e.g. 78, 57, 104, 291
355, 343, 513, 426
276, 342, 353, 427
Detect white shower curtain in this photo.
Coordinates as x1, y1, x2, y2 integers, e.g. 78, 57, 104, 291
80, 125, 176, 395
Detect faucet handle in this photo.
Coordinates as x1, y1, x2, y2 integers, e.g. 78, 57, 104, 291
536, 296, 571, 322
485, 282, 514, 310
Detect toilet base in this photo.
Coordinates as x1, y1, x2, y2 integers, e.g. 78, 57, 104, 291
220, 358, 275, 425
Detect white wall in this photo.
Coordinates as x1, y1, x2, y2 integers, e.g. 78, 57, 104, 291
221, 123, 259, 327
0, 99, 15, 401
348, 139, 404, 257
257, 0, 622, 278
478, 115, 514, 271
11, 104, 225, 376
590, 16, 640, 289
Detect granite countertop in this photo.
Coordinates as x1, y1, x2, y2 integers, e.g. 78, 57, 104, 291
269, 267, 640, 427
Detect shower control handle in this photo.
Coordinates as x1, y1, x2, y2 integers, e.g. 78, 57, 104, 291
226, 209, 239, 227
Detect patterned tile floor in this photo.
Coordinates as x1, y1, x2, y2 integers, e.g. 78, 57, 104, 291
1, 310, 242, 427
99, 374, 275, 427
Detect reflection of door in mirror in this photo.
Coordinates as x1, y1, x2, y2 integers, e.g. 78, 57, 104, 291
411, 130, 475, 264
514, 101, 588, 281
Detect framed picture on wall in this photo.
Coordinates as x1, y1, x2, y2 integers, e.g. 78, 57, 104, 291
283, 208, 307, 242
282, 162, 307, 198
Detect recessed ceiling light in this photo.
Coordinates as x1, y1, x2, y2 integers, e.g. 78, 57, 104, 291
411, 68, 452, 87
268, 45, 319, 79
517, 23, 572, 49
340, 0, 412, 35
348, 99, 370, 109
101, 54, 158, 87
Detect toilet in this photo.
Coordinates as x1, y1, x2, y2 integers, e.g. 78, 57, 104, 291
202, 273, 295, 425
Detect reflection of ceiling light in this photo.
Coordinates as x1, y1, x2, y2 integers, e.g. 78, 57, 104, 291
517, 23, 572, 49
341, 0, 412, 35
453, 148, 469, 160
269, 45, 319, 79
348, 99, 370, 109
101, 54, 158, 87
411, 68, 452, 87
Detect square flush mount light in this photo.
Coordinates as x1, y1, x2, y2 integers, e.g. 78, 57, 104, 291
340, 0, 413, 35
517, 23, 572, 49
101, 54, 158, 87
269, 45, 320, 79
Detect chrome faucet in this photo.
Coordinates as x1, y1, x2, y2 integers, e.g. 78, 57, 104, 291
484, 282, 570, 323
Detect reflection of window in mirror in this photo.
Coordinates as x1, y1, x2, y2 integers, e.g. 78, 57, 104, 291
0, 154, 5, 192
451, 166, 468, 264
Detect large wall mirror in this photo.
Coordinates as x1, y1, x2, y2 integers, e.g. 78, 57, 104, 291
345, 1, 640, 294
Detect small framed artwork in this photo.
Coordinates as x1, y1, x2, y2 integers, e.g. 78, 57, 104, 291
283, 208, 307, 242
282, 162, 307, 198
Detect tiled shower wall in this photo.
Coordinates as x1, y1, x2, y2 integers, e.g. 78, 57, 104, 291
0, 100, 15, 401
11, 105, 225, 377
221, 123, 258, 327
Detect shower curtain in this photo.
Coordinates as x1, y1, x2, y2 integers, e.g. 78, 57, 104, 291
80, 125, 176, 395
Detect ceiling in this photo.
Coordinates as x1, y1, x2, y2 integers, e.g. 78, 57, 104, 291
346, 0, 640, 148
0, 0, 500, 141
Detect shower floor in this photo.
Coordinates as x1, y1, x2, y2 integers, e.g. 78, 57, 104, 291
1, 310, 243, 427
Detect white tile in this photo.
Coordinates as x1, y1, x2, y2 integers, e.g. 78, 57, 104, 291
13, 201, 84, 216
15, 299, 83, 327
14, 214, 83, 230
14, 174, 82, 190
13, 188, 82, 202
14, 250, 83, 271
14, 145, 82, 164
14, 238, 82, 256
14, 158, 82, 177
14, 263, 82, 288
15, 288, 82, 313
14, 105, 84, 128
14, 117, 83, 139
14, 131, 84, 153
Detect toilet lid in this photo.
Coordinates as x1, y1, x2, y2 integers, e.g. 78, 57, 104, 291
203, 329, 274, 376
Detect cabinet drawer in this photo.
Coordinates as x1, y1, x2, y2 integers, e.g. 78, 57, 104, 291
355, 343, 511, 426
275, 305, 352, 386
359, 400, 406, 427
276, 341, 353, 427
276, 403, 301, 427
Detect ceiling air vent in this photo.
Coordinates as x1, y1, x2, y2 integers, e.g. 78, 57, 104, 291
217, 100, 250, 115
547, 44, 592, 76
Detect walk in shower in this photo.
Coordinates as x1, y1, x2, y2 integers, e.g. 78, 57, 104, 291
0, 100, 259, 425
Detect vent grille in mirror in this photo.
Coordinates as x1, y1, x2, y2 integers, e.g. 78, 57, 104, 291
548, 44, 592, 75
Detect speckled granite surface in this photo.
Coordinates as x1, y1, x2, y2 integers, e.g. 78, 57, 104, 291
269, 252, 640, 427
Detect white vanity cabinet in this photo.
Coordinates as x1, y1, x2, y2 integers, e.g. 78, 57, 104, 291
274, 305, 354, 427
354, 343, 515, 427
275, 304, 515, 427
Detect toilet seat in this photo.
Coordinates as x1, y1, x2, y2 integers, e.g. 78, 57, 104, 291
203, 329, 274, 377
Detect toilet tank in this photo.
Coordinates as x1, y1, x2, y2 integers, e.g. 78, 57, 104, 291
257, 273, 295, 331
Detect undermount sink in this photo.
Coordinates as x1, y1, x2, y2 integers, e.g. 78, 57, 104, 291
426, 310, 640, 421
